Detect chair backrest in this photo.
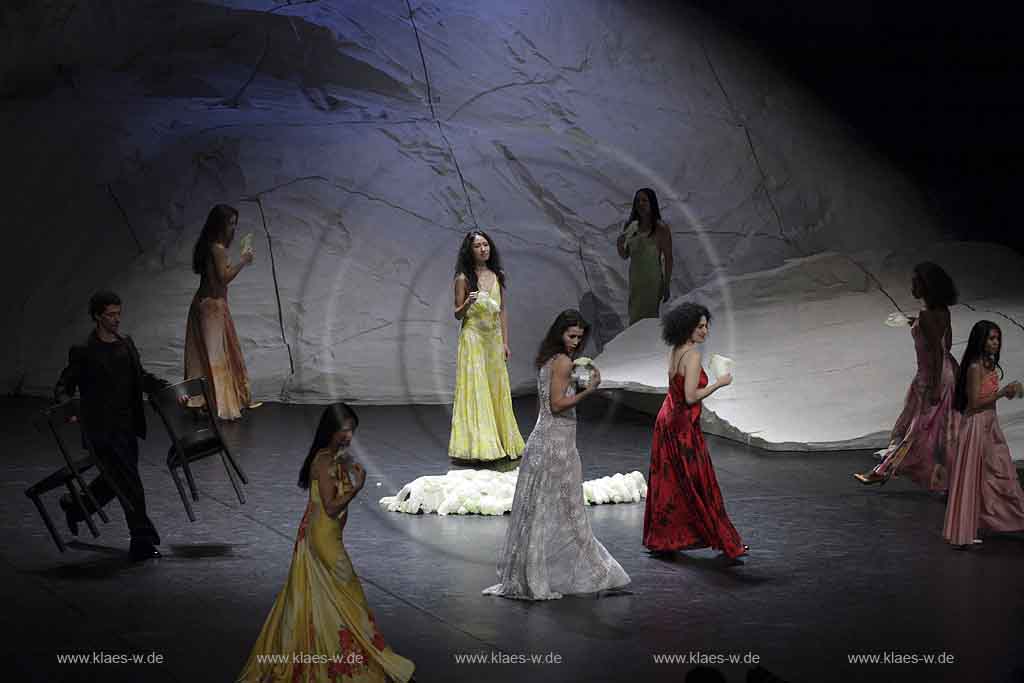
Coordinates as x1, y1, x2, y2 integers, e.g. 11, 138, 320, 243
150, 377, 224, 444
34, 399, 90, 467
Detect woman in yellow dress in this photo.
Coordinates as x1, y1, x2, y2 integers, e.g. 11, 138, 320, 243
448, 230, 525, 461
238, 404, 415, 683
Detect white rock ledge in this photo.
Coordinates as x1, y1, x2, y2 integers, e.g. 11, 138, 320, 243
595, 244, 1024, 460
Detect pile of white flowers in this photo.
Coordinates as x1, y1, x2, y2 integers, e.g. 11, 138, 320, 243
379, 468, 647, 515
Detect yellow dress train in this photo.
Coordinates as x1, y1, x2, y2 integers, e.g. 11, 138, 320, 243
448, 280, 525, 461
238, 454, 414, 682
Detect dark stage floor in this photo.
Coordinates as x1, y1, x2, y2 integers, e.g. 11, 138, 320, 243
2, 396, 1022, 683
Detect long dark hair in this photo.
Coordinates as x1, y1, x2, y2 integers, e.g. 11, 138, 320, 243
624, 188, 663, 235
954, 320, 1003, 413
535, 309, 591, 369
297, 403, 360, 489
913, 262, 957, 308
662, 302, 711, 347
455, 230, 506, 292
192, 204, 239, 275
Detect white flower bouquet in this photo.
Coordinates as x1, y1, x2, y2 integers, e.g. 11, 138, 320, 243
885, 312, 911, 327
708, 353, 734, 380
570, 356, 594, 390
240, 232, 254, 256
474, 290, 501, 314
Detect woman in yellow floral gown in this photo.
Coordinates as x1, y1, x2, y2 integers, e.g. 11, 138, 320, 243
238, 404, 414, 683
448, 231, 525, 461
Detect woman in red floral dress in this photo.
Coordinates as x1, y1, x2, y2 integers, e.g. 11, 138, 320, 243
642, 303, 747, 560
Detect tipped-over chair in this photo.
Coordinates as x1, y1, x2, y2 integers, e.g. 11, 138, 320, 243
149, 378, 247, 521
24, 399, 131, 552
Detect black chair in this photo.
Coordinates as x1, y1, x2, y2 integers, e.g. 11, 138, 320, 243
24, 399, 131, 552
150, 378, 247, 521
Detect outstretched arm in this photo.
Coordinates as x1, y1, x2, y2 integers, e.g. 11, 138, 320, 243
315, 454, 366, 518
658, 222, 673, 301
211, 243, 251, 285
127, 338, 170, 396
681, 350, 730, 405
965, 363, 1018, 412
549, 354, 601, 414
54, 346, 82, 404
453, 274, 477, 321
616, 231, 630, 260
918, 310, 945, 405
500, 285, 510, 360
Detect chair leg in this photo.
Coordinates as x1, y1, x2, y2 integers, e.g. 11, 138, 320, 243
28, 494, 66, 553
71, 469, 110, 523
222, 446, 248, 485
68, 482, 101, 538
169, 465, 196, 522
221, 452, 246, 505
100, 472, 135, 516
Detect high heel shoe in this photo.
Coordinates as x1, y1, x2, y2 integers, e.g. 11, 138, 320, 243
853, 472, 887, 486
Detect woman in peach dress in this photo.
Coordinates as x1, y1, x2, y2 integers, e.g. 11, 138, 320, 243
185, 204, 257, 420
943, 321, 1024, 549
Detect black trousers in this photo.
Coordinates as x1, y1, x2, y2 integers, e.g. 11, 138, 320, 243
70, 431, 160, 544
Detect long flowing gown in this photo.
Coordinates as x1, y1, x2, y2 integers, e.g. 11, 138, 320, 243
448, 278, 525, 461
184, 248, 252, 420
238, 455, 414, 682
943, 367, 1024, 545
625, 221, 662, 324
643, 368, 745, 558
483, 357, 630, 600
871, 317, 958, 490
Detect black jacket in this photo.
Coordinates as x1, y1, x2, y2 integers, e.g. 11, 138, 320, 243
54, 332, 170, 439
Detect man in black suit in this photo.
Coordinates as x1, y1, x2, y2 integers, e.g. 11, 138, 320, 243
55, 290, 175, 561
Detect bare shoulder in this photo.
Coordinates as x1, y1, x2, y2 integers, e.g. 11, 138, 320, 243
312, 449, 333, 469
454, 272, 468, 281
551, 353, 573, 372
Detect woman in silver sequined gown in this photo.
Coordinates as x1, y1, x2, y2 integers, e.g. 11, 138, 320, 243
483, 310, 630, 600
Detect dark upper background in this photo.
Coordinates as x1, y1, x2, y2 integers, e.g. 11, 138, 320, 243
688, 0, 1024, 254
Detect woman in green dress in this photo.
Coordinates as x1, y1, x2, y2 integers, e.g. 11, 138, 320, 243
616, 188, 674, 324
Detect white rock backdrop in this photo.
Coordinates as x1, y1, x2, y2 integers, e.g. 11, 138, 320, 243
2, 0, 942, 406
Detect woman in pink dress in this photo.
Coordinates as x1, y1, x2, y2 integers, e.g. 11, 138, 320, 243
854, 263, 959, 490
943, 321, 1024, 549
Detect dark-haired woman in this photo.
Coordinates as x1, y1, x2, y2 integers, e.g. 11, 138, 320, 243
238, 404, 415, 682
642, 302, 746, 560
855, 262, 959, 490
616, 188, 673, 324
448, 231, 525, 461
483, 310, 630, 600
184, 204, 256, 421
943, 321, 1024, 548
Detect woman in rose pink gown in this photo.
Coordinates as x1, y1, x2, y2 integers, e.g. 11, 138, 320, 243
943, 321, 1024, 548
854, 263, 959, 491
